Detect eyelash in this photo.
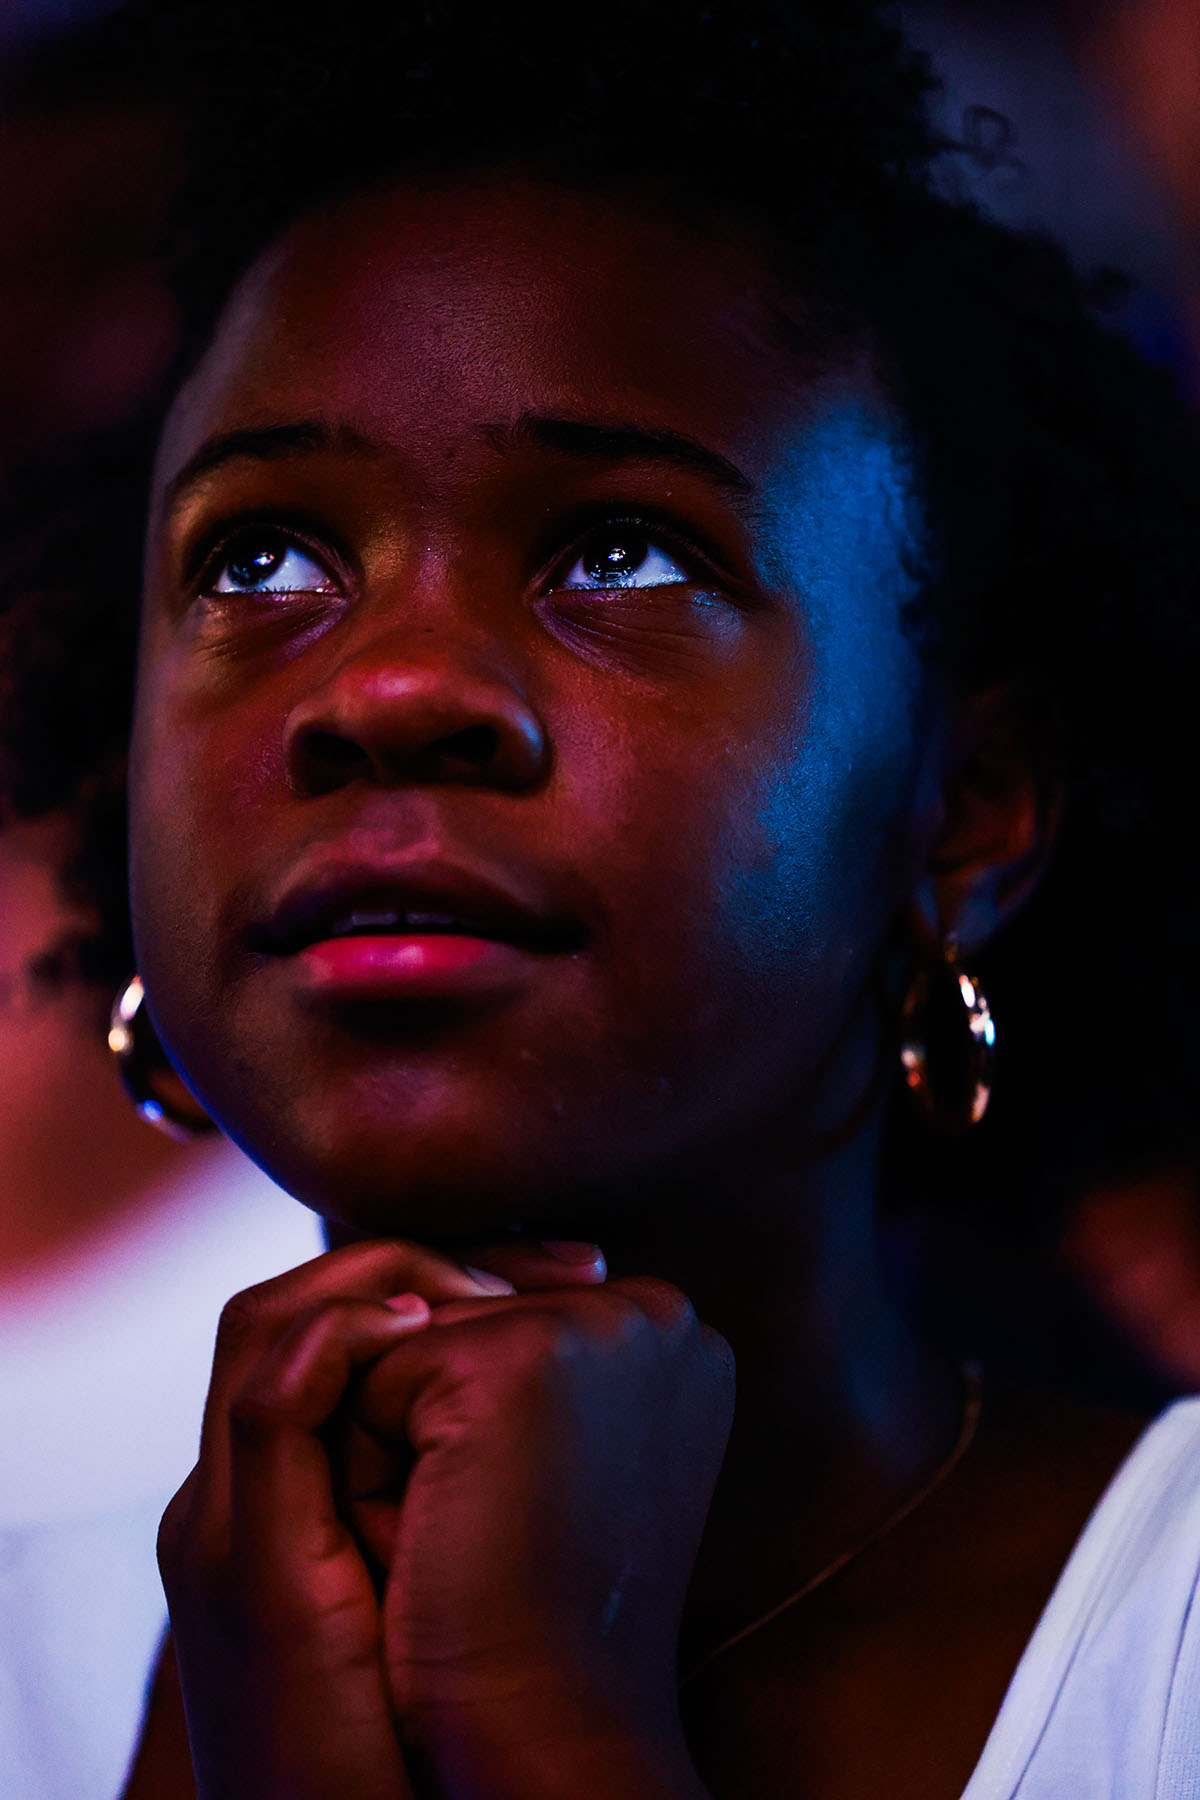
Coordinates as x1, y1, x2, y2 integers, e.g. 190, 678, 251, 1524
542, 511, 725, 591
189, 508, 728, 601
189, 514, 350, 597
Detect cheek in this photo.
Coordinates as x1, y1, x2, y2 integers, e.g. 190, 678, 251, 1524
587, 693, 918, 1101
733, 407, 931, 1011
128, 637, 280, 995
710, 756, 906, 1021
695, 637, 924, 1078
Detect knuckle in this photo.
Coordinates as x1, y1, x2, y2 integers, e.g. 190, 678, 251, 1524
323, 1237, 420, 1279
701, 1320, 736, 1383
536, 1290, 664, 1363
512, 1307, 585, 1364
609, 1275, 698, 1341
213, 1251, 387, 1353
157, 1529, 198, 1602
157, 1482, 225, 1600
488, 1309, 593, 1396
585, 1291, 654, 1353
227, 1379, 288, 1443
155, 1487, 189, 1578
214, 1284, 274, 1355
285, 1294, 390, 1372
291, 1293, 360, 1344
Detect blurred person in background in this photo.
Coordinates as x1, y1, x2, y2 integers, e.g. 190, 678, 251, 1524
897, 0, 1200, 1405
0, 19, 320, 1800
1075, 0, 1200, 385
1053, 0, 1200, 1394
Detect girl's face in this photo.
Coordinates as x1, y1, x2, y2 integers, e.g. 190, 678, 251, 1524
131, 176, 940, 1236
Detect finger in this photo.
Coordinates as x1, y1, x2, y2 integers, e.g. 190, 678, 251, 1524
605, 1276, 737, 1385
174, 1299, 425, 1800
194, 1241, 512, 1510
414, 1277, 684, 1341
352, 1289, 669, 1449
226, 1295, 430, 1607
406, 1283, 733, 1449
420, 1276, 690, 1337
458, 1236, 606, 1292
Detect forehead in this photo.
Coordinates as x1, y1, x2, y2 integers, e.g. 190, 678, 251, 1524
158, 175, 901, 495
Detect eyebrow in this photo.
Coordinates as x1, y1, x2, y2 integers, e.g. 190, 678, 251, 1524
491, 412, 756, 494
162, 421, 378, 510
162, 410, 757, 511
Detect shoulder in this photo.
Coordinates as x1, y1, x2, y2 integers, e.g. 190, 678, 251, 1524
1053, 1396, 1200, 1647
964, 1397, 1200, 1800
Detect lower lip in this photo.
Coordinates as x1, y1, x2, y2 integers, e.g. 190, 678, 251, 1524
292, 934, 538, 1002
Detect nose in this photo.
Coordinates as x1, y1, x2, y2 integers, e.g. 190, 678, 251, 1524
284, 633, 550, 797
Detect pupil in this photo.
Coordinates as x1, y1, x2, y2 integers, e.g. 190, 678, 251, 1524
229, 541, 284, 586
583, 534, 646, 582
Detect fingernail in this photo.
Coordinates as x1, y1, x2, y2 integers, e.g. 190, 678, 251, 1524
463, 1266, 516, 1295
540, 1240, 604, 1267
385, 1293, 430, 1321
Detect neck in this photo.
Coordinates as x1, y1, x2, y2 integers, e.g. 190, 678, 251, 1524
599, 1101, 960, 1664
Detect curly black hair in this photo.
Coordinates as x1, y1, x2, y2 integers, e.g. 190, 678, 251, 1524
2, 0, 1198, 1226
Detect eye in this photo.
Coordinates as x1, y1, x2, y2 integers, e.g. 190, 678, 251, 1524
556, 527, 690, 591
209, 532, 337, 596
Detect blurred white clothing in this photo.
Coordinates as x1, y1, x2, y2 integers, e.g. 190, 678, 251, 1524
0, 1142, 321, 1800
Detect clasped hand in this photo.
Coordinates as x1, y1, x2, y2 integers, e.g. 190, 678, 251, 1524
157, 1238, 733, 1800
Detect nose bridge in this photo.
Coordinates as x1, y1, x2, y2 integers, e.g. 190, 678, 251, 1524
346, 534, 512, 671
284, 576, 549, 793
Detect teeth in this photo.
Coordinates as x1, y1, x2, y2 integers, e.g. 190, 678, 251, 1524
339, 909, 402, 934
326, 907, 472, 939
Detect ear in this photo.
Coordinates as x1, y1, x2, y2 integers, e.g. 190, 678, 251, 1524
908, 686, 1061, 958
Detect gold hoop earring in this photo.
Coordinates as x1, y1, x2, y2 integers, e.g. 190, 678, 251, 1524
899, 935, 995, 1133
108, 975, 217, 1143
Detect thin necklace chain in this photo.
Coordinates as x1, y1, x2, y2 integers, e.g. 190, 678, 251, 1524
678, 1362, 984, 1690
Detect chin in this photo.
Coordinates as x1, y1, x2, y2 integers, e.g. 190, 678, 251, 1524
214, 1081, 602, 1245
184, 1021, 744, 1245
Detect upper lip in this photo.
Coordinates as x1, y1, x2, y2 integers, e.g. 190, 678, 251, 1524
251, 855, 586, 957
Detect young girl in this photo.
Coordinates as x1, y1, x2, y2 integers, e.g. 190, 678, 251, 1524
13, 0, 1200, 1794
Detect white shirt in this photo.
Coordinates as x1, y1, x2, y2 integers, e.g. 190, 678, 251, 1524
963, 1396, 1200, 1799
0, 1143, 322, 1800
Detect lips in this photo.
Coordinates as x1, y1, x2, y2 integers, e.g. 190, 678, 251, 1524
252, 858, 585, 960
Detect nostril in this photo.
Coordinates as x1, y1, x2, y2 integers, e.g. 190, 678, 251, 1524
285, 677, 548, 794
295, 728, 372, 796
428, 723, 501, 774
307, 729, 367, 768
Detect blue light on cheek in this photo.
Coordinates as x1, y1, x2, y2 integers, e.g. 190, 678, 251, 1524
723, 395, 929, 973
764, 393, 926, 729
